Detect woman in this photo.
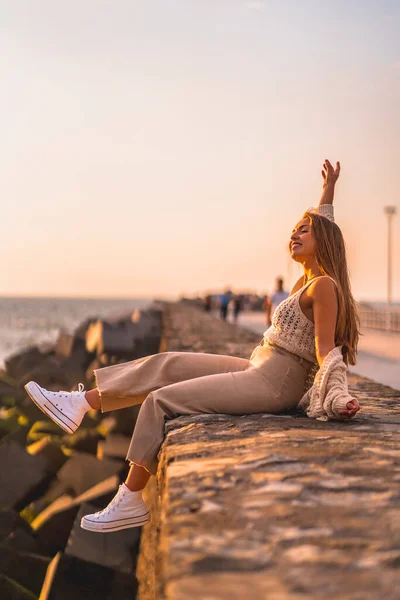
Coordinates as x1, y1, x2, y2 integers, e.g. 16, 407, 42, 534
25, 159, 361, 533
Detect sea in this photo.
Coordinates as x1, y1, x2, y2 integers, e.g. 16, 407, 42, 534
0, 297, 151, 367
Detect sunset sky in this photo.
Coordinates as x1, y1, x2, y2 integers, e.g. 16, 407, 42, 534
1, 0, 399, 300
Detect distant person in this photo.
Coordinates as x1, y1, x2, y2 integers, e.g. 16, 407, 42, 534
219, 289, 232, 321
233, 294, 244, 323
265, 277, 289, 327
204, 294, 212, 313
24, 159, 360, 534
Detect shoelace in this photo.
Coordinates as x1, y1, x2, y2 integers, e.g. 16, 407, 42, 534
95, 485, 126, 518
58, 383, 85, 397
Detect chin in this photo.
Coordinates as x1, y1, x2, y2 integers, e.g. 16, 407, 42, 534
290, 251, 302, 263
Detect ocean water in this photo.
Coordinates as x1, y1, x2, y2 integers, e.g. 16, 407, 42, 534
0, 297, 151, 367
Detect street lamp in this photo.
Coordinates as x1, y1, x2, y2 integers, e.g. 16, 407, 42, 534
384, 206, 397, 330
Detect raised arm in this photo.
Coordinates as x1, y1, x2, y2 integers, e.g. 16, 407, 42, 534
312, 159, 340, 222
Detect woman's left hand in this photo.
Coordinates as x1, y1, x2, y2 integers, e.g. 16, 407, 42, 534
338, 398, 360, 419
321, 159, 340, 186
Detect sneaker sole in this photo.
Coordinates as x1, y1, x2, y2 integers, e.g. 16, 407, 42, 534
24, 381, 77, 435
80, 513, 150, 533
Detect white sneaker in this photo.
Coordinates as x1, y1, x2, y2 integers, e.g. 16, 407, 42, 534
24, 381, 90, 435
80, 484, 150, 533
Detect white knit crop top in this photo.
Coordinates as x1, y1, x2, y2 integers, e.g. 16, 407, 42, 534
263, 204, 335, 363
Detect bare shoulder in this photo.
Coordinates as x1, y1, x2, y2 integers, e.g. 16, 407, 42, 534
308, 277, 338, 303
289, 276, 305, 296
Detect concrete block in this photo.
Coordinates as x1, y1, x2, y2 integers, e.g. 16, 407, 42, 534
31, 476, 119, 555
27, 421, 64, 444
112, 406, 140, 436
56, 452, 123, 496
0, 441, 50, 510
0, 545, 50, 597
55, 332, 88, 360
40, 552, 137, 599
65, 502, 141, 574
1, 423, 30, 446
26, 437, 68, 475
0, 509, 32, 542
1, 526, 44, 556
62, 429, 104, 455
85, 309, 162, 360
0, 574, 37, 600
5, 347, 44, 381
97, 434, 130, 460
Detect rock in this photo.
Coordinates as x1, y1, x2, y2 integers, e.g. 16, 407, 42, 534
0, 372, 18, 398
26, 437, 68, 474
85, 356, 110, 386
31, 495, 79, 555
111, 406, 140, 436
0, 509, 32, 542
0, 408, 21, 439
40, 552, 137, 600
0, 574, 37, 600
5, 347, 45, 381
129, 308, 162, 357
74, 318, 97, 342
85, 319, 137, 358
31, 476, 119, 555
15, 395, 46, 424
62, 429, 104, 455
85, 309, 162, 360
0, 440, 50, 510
55, 332, 86, 359
1, 526, 44, 556
19, 357, 70, 390
56, 452, 123, 496
0, 545, 50, 597
0, 423, 30, 447
97, 434, 130, 460
27, 421, 64, 444
65, 502, 141, 574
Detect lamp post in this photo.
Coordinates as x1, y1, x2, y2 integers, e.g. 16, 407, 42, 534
384, 206, 397, 330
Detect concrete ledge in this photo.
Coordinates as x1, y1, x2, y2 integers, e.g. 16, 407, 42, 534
137, 302, 400, 600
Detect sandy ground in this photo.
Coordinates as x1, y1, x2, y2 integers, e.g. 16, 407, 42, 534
234, 311, 400, 392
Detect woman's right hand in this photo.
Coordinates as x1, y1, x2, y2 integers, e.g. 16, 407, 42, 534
321, 159, 340, 186
338, 398, 360, 420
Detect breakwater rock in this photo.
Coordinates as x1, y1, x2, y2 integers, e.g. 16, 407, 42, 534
0, 305, 163, 599
137, 302, 400, 600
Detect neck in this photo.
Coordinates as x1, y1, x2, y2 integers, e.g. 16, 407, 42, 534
301, 259, 322, 282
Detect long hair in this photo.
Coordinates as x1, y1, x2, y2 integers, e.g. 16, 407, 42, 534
303, 211, 360, 365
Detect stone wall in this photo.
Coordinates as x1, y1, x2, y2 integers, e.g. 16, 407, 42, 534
137, 302, 400, 600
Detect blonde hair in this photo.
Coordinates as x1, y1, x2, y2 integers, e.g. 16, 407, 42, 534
304, 211, 360, 365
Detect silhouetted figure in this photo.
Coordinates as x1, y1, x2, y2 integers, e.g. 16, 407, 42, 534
219, 289, 232, 320
265, 277, 289, 327
233, 294, 244, 323
204, 294, 212, 313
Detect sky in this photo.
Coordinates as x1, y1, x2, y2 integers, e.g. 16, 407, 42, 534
1, 0, 399, 301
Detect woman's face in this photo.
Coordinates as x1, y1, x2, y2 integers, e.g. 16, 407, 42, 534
289, 217, 316, 262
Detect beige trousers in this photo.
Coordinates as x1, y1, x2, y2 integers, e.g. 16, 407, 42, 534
94, 343, 312, 475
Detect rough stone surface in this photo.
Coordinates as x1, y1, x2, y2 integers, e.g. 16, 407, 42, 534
137, 302, 400, 600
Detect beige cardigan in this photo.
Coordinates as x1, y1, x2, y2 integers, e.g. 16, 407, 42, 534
298, 346, 356, 421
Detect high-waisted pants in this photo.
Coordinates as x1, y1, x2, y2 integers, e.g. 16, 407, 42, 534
94, 343, 313, 475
